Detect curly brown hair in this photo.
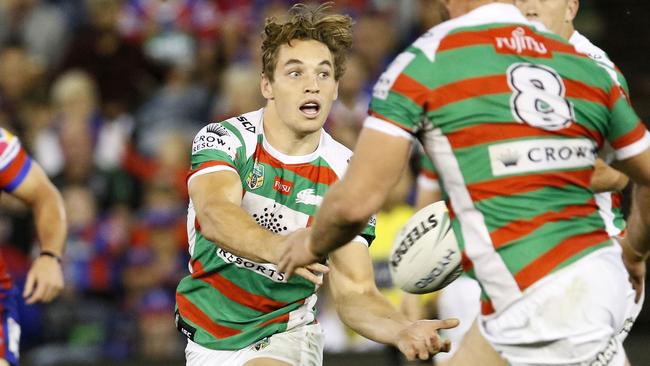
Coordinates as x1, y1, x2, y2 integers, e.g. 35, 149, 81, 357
261, 2, 353, 82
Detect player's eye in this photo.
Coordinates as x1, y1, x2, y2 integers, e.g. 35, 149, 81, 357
318, 71, 330, 79
288, 71, 301, 78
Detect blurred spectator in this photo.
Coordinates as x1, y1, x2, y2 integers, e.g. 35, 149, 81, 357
0, 43, 43, 137
62, 185, 130, 297
123, 182, 187, 359
61, 0, 162, 118
211, 63, 265, 121
118, 0, 219, 64
0, 0, 68, 70
124, 129, 192, 200
353, 10, 397, 90
35, 70, 138, 208
134, 66, 210, 157
326, 52, 371, 148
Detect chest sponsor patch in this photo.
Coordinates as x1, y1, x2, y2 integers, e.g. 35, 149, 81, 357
488, 138, 597, 176
217, 248, 287, 283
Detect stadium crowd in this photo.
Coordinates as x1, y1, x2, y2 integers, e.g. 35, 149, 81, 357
0, 0, 648, 364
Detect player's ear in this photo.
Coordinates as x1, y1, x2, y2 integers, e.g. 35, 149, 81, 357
261, 73, 274, 100
333, 81, 339, 101
566, 0, 579, 22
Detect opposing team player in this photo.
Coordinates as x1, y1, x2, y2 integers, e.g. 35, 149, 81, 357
279, 1, 650, 365
174, 4, 457, 365
0, 128, 67, 366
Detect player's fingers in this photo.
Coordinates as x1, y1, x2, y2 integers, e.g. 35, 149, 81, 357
414, 341, 430, 361
426, 333, 442, 353
440, 339, 452, 353
25, 281, 46, 305
305, 263, 329, 274
402, 346, 416, 361
22, 271, 36, 299
635, 278, 644, 303
434, 318, 460, 330
295, 268, 322, 285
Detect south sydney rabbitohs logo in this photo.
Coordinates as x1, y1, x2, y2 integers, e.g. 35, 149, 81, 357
296, 189, 323, 206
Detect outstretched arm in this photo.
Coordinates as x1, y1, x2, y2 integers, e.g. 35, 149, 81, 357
11, 162, 67, 304
278, 129, 412, 273
328, 242, 458, 361
616, 148, 650, 302
190, 171, 327, 284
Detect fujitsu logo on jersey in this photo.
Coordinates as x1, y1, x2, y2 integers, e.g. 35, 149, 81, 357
495, 27, 548, 56
273, 177, 293, 195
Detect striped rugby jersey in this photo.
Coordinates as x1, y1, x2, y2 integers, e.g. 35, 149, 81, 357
365, 3, 650, 316
176, 109, 375, 350
570, 30, 628, 237
0, 128, 33, 290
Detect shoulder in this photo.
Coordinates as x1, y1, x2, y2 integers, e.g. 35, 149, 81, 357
192, 109, 262, 160
318, 131, 353, 178
0, 128, 23, 168
569, 31, 613, 66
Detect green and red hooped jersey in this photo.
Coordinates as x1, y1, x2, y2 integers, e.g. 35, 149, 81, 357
365, 4, 650, 316
176, 109, 376, 350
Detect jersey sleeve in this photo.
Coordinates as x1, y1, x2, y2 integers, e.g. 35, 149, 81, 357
0, 130, 32, 192
186, 122, 245, 186
606, 88, 650, 161
364, 51, 427, 139
417, 152, 439, 191
352, 215, 377, 247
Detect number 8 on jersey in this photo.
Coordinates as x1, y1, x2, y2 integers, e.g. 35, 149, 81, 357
508, 63, 576, 131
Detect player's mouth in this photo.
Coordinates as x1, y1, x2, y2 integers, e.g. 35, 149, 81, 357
299, 100, 321, 119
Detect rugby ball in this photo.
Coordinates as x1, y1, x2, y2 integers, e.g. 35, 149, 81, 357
389, 201, 462, 294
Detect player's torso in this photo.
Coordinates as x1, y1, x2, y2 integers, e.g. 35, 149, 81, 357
414, 23, 615, 247
180, 110, 351, 349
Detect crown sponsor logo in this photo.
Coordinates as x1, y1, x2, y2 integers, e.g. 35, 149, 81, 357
498, 149, 521, 167
489, 138, 596, 176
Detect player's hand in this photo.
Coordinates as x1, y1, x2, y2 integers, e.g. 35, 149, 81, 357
395, 319, 459, 361
620, 236, 646, 303
275, 229, 328, 285
277, 231, 321, 279
23, 255, 64, 304
590, 159, 629, 193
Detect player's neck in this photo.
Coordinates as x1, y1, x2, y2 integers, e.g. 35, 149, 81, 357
465, 0, 514, 14
262, 105, 322, 157
561, 24, 575, 40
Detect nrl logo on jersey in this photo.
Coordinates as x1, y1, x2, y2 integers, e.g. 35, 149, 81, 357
246, 163, 264, 190
296, 189, 323, 206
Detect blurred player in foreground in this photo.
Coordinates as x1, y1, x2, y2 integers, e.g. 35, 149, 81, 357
279, 0, 650, 365
174, 4, 457, 365
409, 1, 643, 364
0, 128, 67, 366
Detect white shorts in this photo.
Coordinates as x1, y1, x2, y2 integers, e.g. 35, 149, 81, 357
185, 323, 324, 366
434, 275, 481, 362
479, 244, 643, 366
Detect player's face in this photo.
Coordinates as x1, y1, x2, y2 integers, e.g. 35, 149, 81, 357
515, 0, 573, 35
262, 39, 338, 135
441, 0, 469, 19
